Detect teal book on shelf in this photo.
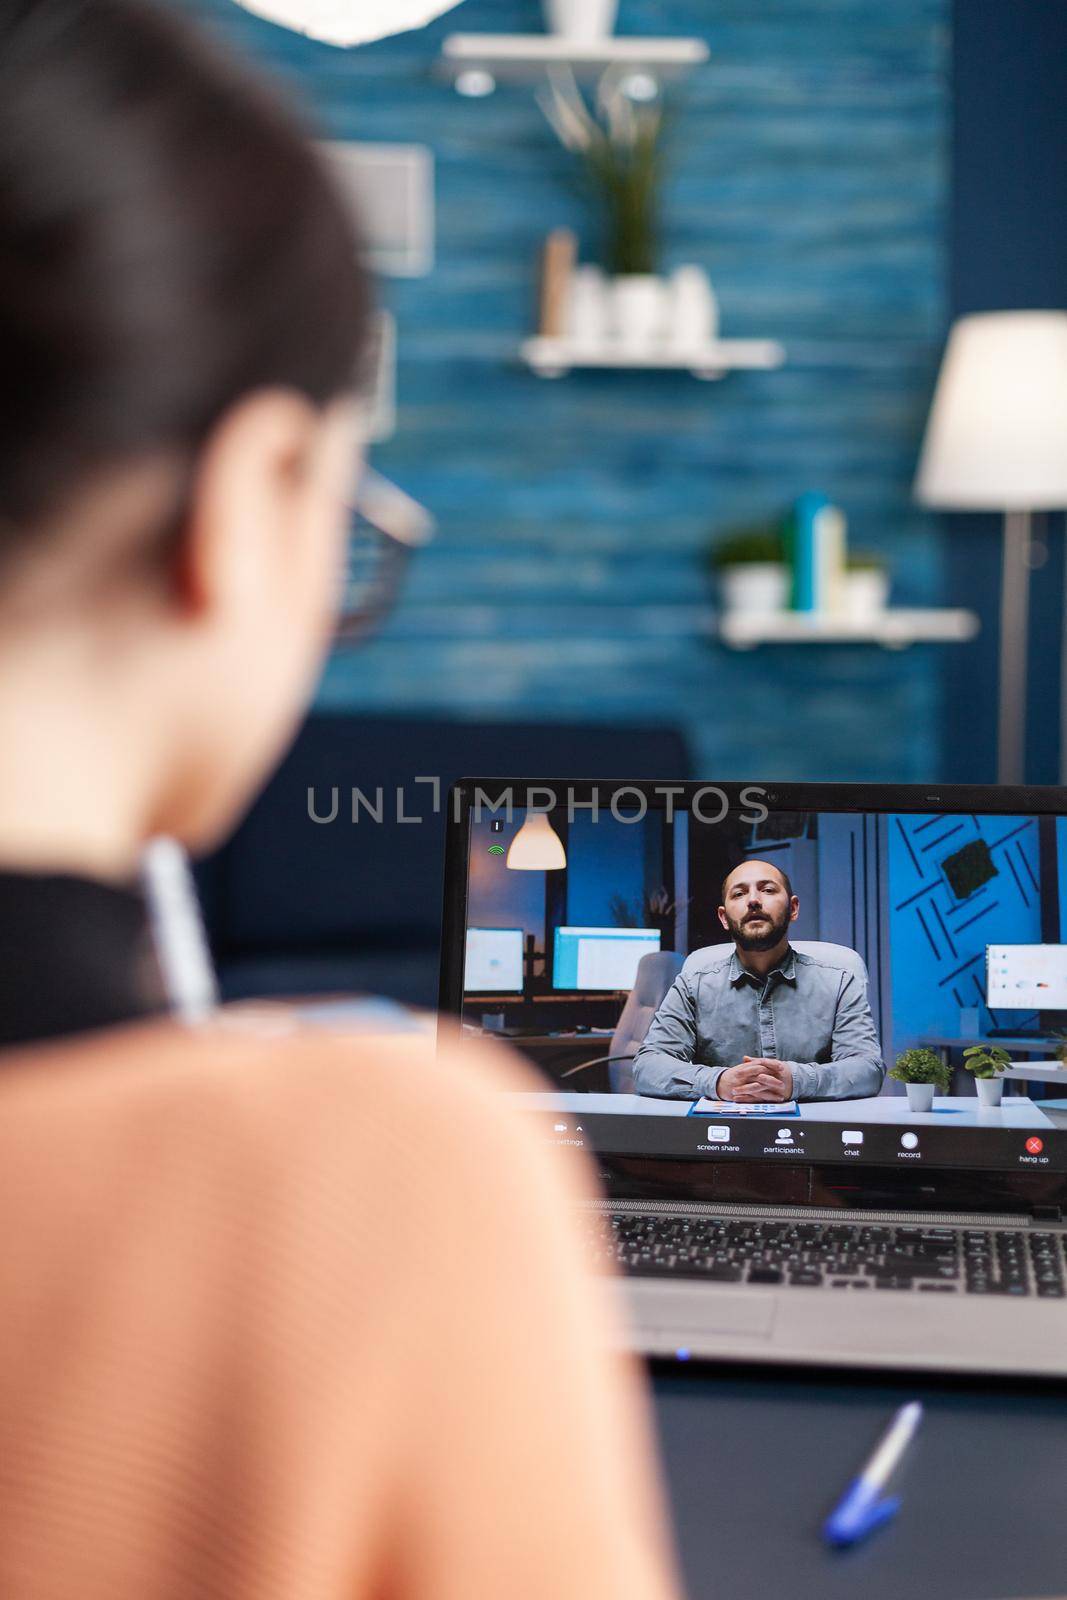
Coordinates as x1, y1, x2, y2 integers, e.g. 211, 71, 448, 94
788, 493, 825, 611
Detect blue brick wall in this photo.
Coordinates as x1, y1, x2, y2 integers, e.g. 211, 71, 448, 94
174, 0, 951, 781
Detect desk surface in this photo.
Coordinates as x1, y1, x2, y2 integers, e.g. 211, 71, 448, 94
923, 1034, 1063, 1050
653, 1364, 1067, 1600
523, 1090, 1067, 1131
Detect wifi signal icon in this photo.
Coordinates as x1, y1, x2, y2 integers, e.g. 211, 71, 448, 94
488, 844, 505, 856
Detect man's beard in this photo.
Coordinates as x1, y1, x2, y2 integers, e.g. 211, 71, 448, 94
727, 906, 791, 952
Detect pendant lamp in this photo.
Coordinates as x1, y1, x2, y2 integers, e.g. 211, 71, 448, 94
230, 0, 464, 48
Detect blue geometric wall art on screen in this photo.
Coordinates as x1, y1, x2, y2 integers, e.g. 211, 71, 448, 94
889, 814, 1042, 1045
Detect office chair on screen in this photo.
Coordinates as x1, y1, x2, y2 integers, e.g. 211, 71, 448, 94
784, 940, 870, 983
559, 951, 685, 1094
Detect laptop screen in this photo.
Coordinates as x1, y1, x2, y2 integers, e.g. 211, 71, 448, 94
449, 782, 1067, 1180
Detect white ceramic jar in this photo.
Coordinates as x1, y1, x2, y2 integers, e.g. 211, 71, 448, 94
543, 0, 618, 40
719, 563, 790, 617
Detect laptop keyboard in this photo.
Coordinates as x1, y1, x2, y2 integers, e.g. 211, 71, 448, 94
589, 1213, 1067, 1297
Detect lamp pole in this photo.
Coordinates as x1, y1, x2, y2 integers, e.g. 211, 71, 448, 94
998, 510, 1032, 786
915, 312, 1067, 787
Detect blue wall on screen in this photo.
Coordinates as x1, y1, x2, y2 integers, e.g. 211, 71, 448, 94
1056, 820, 1067, 940
565, 812, 647, 931
887, 814, 1042, 1047
466, 809, 547, 947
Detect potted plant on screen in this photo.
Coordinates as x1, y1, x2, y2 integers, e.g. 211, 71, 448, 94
609, 886, 691, 944
962, 1044, 1012, 1107
890, 1048, 950, 1112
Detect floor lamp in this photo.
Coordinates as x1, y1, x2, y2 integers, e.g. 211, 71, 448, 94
915, 311, 1067, 785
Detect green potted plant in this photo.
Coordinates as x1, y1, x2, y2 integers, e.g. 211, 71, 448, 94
538, 68, 665, 350
890, 1047, 950, 1112
962, 1044, 1012, 1107
609, 885, 691, 941
844, 551, 890, 621
707, 525, 788, 617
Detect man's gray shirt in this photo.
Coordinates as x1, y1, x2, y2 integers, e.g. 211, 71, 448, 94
632, 943, 885, 1101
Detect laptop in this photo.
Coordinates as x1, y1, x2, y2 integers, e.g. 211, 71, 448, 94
438, 778, 1067, 1376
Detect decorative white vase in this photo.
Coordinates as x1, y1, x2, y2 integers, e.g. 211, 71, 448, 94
611, 274, 667, 352
976, 1077, 1004, 1107
543, 0, 617, 40
667, 264, 719, 349
905, 1082, 936, 1112
565, 264, 609, 350
844, 568, 890, 621
719, 563, 790, 617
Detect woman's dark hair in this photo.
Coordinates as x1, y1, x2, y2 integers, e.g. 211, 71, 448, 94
0, 0, 372, 548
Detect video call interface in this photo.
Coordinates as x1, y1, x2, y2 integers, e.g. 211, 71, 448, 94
461, 800, 1067, 1174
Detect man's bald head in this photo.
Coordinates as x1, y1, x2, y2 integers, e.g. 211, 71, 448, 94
720, 860, 793, 905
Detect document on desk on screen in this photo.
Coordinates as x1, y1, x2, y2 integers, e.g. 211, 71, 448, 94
690, 1099, 800, 1117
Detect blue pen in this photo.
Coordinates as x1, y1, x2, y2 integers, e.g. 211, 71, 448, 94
823, 1400, 923, 1548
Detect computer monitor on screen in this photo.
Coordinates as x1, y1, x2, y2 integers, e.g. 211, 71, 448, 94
464, 927, 524, 993
552, 926, 661, 991
986, 943, 1067, 1011
440, 781, 1067, 1379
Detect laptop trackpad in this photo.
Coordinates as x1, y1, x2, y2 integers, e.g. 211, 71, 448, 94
627, 1283, 777, 1338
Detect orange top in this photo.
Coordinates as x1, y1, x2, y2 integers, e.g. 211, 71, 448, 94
0, 1015, 681, 1600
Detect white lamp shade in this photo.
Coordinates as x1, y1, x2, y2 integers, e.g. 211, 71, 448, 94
230, 0, 464, 47
506, 813, 567, 871
915, 311, 1067, 511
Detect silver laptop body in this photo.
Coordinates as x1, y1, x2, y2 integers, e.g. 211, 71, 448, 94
603, 1200, 1067, 1376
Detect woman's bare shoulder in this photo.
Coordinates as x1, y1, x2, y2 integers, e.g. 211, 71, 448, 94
0, 1007, 551, 1184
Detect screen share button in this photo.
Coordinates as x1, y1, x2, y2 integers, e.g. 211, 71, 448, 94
697, 1123, 740, 1153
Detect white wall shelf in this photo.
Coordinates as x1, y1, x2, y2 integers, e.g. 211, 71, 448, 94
718, 609, 981, 650
441, 34, 709, 90
521, 336, 785, 379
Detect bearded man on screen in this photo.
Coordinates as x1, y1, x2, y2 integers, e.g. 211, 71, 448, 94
632, 860, 885, 1103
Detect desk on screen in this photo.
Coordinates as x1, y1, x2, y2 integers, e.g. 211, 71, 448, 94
520, 1091, 1067, 1130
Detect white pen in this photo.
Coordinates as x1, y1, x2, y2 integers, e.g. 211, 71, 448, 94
823, 1399, 924, 1547
140, 836, 219, 1025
